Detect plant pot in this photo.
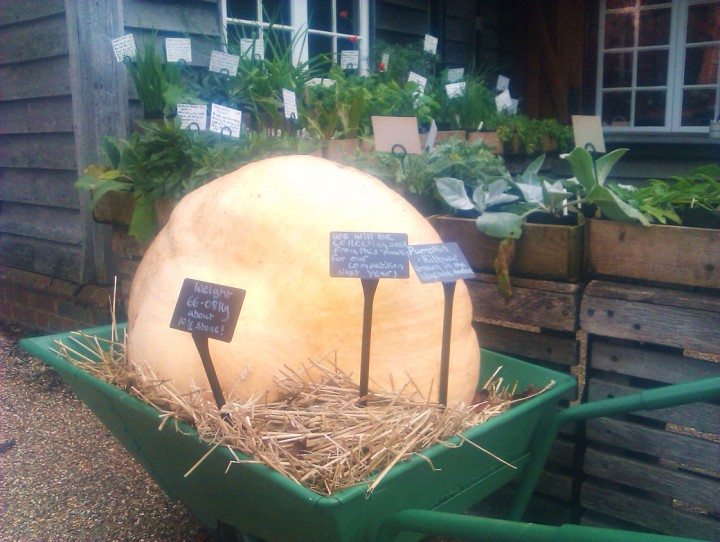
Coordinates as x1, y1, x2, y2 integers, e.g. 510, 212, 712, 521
584, 219, 720, 289
420, 130, 466, 148
93, 191, 135, 226
322, 139, 360, 163
466, 131, 503, 154
429, 215, 584, 281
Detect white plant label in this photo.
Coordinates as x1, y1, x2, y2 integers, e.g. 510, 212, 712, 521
446, 82, 466, 98
165, 38, 192, 63
282, 89, 297, 120
209, 103, 242, 138
408, 72, 427, 94
112, 34, 136, 62
495, 89, 513, 112
425, 119, 438, 150
340, 50, 360, 70
177, 104, 207, 130
209, 50, 239, 77
381, 53, 389, 71
240, 38, 264, 60
423, 34, 438, 55
496, 75, 510, 91
447, 67, 464, 83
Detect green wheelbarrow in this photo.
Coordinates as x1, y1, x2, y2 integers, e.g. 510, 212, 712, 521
20, 325, 720, 542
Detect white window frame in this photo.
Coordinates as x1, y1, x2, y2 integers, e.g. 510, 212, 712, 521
597, 0, 720, 133
219, 0, 370, 75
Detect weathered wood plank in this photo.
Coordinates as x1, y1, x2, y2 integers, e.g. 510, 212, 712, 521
444, 18, 474, 44
584, 447, 719, 512
0, 168, 80, 209
0, 0, 65, 26
0, 133, 76, 170
587, 378, 720, 434
124, 0, 220, 36
0, 56, 71, 100
0, 203, 84, 245
586, 417, 720, 473
0, 96, 74, 134
585, 219, 720, 289
0, 13, 68, 65
535, 469, 574, 501
467, 274, 580, 332
582, 281, 720, 354
375, 3, 428, 36
591, 340, 720, 384
445, 1, 475, 18
429, 216, 583, 281
476, 322, 579, 366
581, 481, 720, 539
0, 234, 83, 283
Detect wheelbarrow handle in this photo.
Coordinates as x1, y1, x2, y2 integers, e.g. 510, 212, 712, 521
376, 509, 709, 542
509, 375, 720, 522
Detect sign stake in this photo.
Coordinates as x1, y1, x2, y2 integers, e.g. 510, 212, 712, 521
359, 278, 379, 405
438, 281, 457, 407
192, 333, 227, 409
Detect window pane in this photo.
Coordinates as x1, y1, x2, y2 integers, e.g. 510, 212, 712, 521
605, 13, 635, 49
309, 34, 333, 61
638, 8, 670, 46
262, 0, 291, 25
337, 3, 354, 35
685, 46, 719, 85
308, 0, 333, 32
637, 49, 668, 86
606, 0, 634, 8
635, 90, 665, 125
227, 0, 257, 20
604, 52, 634, 87
602, 91, 632, 125
687, 3, 720, 43
682, 89, 716, 126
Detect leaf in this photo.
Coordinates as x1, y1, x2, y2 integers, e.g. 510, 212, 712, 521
475, 212, 524, 239
494, 238, 516, 303
542, 180, 571, 210
563, 146, 597, 192
588, 185, 650, 225
128, 194, 158, 241
520, 154, 545, 184
595, 148, 628, 186
75, 176, 132, 209
485, 179, 520, 208
100, 139, 122, 169
436, 177, 474, 210
515, 182, 544, 204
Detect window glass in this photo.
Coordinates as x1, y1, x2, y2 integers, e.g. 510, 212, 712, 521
635, 90, 666, 125
604, 52, 634, 87
637, 49, 669, 85
638, 7, 671, 46
602, 91, 633, 125
685, 46, 719, 85
682, 88, 716, 125
686, 2, 720, 42
605, 12, 635, 48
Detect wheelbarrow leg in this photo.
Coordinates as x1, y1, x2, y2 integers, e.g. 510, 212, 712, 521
507, 375, 720, 522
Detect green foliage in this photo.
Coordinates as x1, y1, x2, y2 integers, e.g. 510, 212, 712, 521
496, 115, 574, 155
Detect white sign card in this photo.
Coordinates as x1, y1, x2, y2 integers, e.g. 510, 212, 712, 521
112, 34, 136, 62
381, 53, 389, 71
340, 50, 360, 70
209, 50, 240, 77
572, 115, 606, 153
446, 82, 466, 98
307, 78, 336, 87
177, 104, 207, 130
447, 67, 464, 83
165, 38, 192, 63
495, 89, 513, 112
425, 119, 438, 151
240, 38, 264, 60
423, 34, 438, 55
510, 98, 519, 115
408, 72, 427, 94
209, 103, 242, 138
282, 89, 297, 120
371, 116, 423, 155
496, 75, 510, 91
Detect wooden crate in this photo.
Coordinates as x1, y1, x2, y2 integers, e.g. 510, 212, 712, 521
430, 215, 583, 281
585, 219, 720, 289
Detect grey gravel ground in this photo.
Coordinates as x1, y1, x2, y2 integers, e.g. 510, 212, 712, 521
0, 320, 209, 542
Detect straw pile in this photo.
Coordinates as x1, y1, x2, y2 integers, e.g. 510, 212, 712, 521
52, 328, 552, 496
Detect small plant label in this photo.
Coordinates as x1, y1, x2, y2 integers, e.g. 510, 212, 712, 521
165, 37, 192, 63
408, 72, 427, 94
209, 103, 242, 137
330, 232, 409, 279
341, 50, 359, 70
447, 67, 464, 83
423, 34, 438, 55
240, 37, 264, 60
495, 89, 513, 112
209, 50, 239, 77
282, 89, 297, 119
446, 82, 466, 98
170, 278, 245, 342
496, 75, 510, 91
381, 52, 389, 71
425, 119, 438, 150
111, 34, 136, 62
177, 104, 208, 130
408, 242, 475, 284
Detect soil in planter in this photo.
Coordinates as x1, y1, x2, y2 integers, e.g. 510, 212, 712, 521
678, 208, 720, 230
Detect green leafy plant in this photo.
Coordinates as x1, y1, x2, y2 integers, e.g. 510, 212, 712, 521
496, 115, 573, 155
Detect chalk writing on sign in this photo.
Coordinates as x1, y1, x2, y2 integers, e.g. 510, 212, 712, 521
330, 232, 409, 279
408, 242, 475, 284
170, 278, 245, 342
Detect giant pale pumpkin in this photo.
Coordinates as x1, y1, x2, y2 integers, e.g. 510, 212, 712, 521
127, 155, 480, 406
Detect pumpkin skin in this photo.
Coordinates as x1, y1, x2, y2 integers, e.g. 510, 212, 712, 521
127, 155, 480, 406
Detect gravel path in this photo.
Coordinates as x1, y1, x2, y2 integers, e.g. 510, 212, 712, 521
0, 320, 208, 542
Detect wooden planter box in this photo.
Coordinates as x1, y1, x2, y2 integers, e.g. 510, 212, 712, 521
429, 215, 584, 282
585, 219, 720, 289
466, 131, 503, 154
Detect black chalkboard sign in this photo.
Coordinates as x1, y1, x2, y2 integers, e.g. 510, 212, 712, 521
170, 278, 245, 342
408, 242, 475, 284
330, 232, 409, 279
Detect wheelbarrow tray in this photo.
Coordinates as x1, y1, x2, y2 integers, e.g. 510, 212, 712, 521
20, 325, 576, 542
